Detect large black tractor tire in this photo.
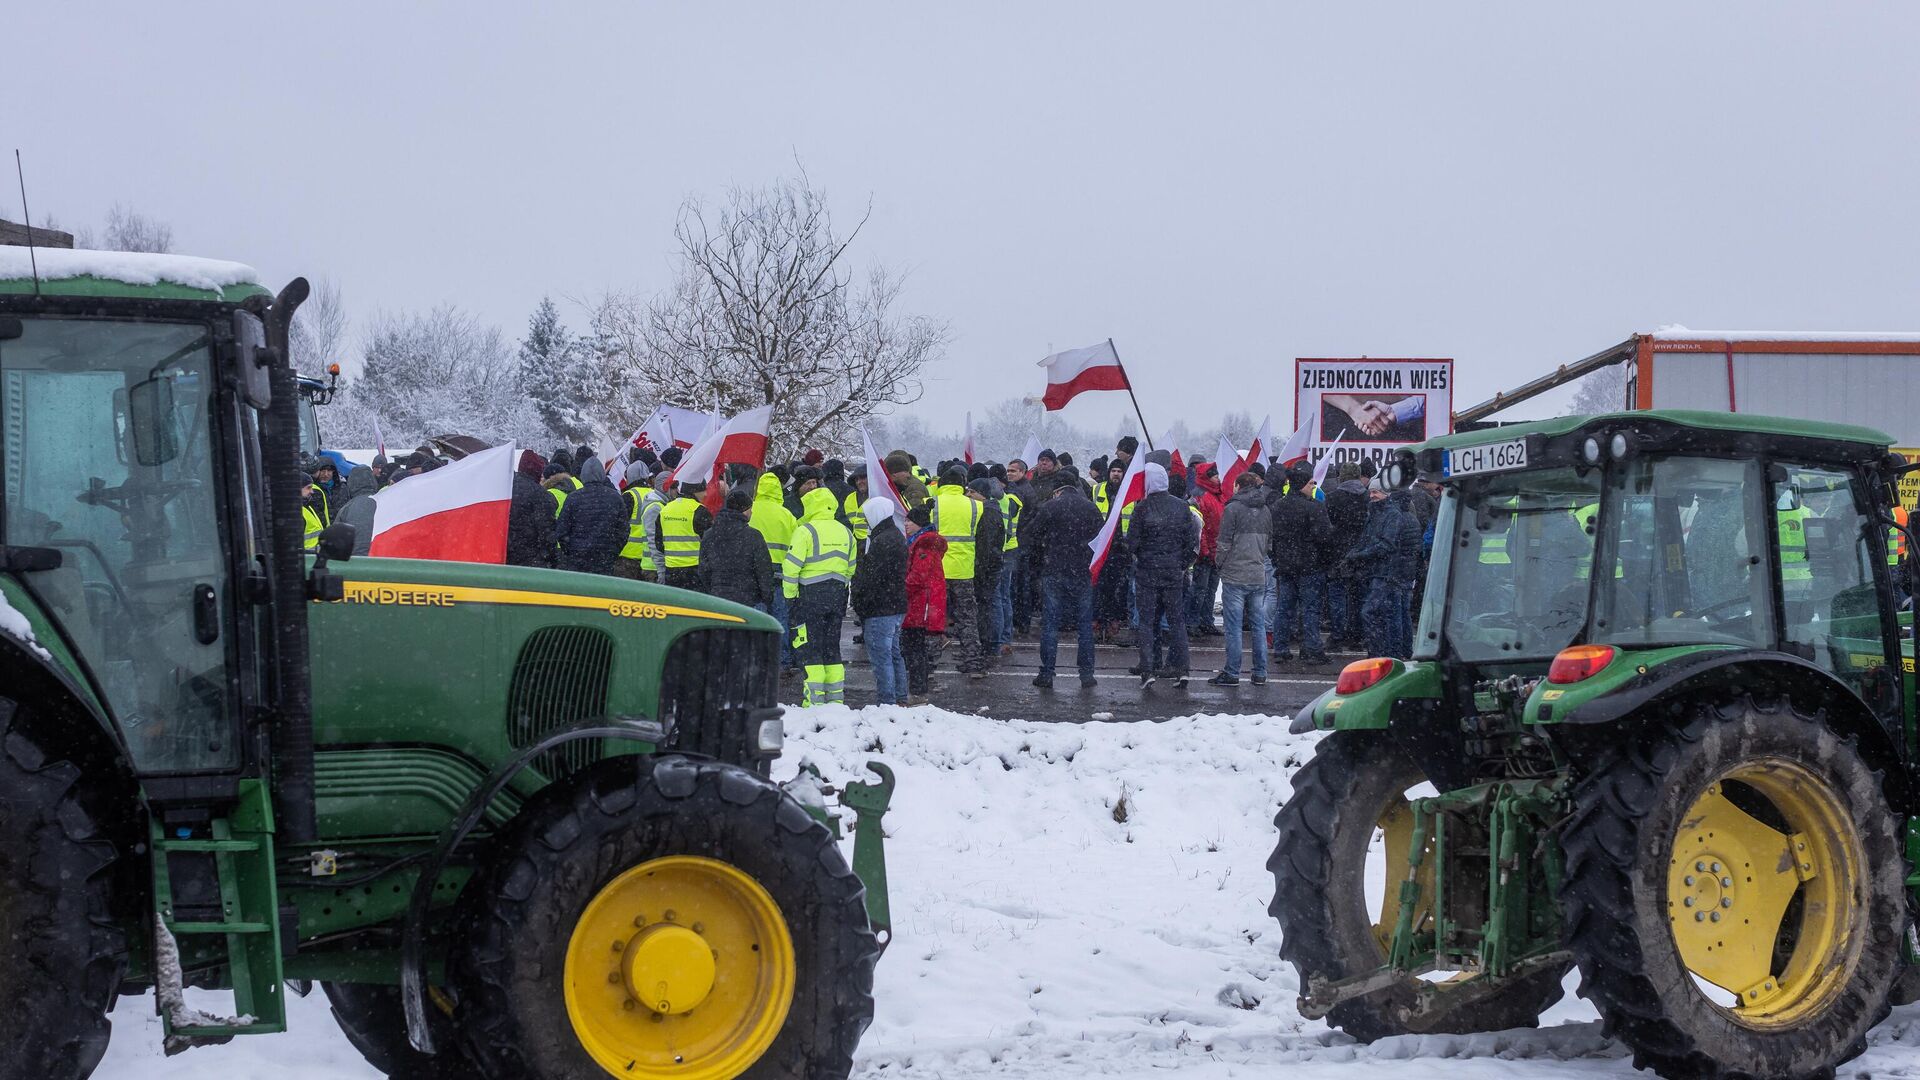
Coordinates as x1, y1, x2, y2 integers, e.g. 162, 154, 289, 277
322, 980, 467, 1078
451, 755, 878, 1079
1270, 730, 1568, 1041
0, 696, 128, 1079
1559, 696, 1906, 1080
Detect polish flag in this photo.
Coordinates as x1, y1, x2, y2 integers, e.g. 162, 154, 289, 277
371, 415, 388, 459
1220, 415, 1273, 497
1088, 450, 1149, 582
1215, 434, 1239, 485
1277, 420, 1313, 468
1161, 427, 1183, 477
1019, 433, 1043, 468
862, 424, 909, 530
369, 444, 515, 563
657, 405, 720, 449
669, 405, 773, 490
1310, 432, 1346, 492
962, 412, 975, 465
1040, 340, 1130, 411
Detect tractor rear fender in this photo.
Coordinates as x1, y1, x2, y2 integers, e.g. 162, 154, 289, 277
1291, 660, 1443, 734
1542, 650, 1909, 809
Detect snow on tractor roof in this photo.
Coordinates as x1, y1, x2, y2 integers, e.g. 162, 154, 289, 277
1650, 324, 1920, 343
0, 247, 264, 301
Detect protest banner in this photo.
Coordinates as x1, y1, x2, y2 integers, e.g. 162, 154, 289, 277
1293, 357, 1454, 472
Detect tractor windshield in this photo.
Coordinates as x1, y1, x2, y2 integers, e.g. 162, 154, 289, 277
0, 316, 240, 772
1420, 466, 1601, 662
1590, 455, 1776, 649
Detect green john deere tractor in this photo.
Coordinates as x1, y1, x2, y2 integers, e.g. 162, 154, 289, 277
1272, 410, 1920, 1079
0, 249, 892, 1079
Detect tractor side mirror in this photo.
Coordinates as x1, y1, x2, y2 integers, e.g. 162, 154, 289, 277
232, 310, 272, 410
316, 523, 355, 563
127, 375, 180, 467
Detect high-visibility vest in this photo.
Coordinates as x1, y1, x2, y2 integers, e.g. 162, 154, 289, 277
751, 491, 797, 566
1890, 505, 1908, 567
311, 486, 332, 527
302, 504, 324, 551
1778, 506, 1811, 582
659, 496, 702, 569
999, 493, 1023, 551
931, 489, 980, 579
784, 519, 856, 591
911, 465, 932, 488
1094, 485, 1111, 515
620, 487, 655, 569
549, 475, 584, 517
844, 489, 869, 543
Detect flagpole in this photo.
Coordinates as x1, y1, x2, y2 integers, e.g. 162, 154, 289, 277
1107, 338, 1154, 451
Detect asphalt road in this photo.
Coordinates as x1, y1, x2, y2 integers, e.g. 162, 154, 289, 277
779, 625, 1346, 723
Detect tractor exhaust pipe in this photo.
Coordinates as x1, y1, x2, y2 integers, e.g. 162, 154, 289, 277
262, 277, 316, 842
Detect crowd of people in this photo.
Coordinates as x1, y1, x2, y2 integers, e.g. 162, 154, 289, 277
299, 433, 1445, 707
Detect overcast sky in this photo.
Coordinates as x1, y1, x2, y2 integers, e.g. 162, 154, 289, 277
12, 4, 1919, 436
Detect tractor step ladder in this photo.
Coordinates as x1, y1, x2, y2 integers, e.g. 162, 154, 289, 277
149, 777, 287, 1041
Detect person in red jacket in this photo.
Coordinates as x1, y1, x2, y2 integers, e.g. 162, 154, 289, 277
1188, 461, 1226, 637
901, 505, 949, 705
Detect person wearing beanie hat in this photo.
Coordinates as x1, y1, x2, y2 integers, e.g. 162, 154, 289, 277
1122, 460, 1197, 688
659, 445, 684, 470
614, 459, 664, 579
802, 447, 826, 468
930, 462, 989, 678
1024, 462, 1105, 689
850, 494, 909, 705
505, 449, 558, 569
1341, 469, 1421, 659
694, 481, 773, 609
1270, 458, 1335, 664
967, 477, 1007, 653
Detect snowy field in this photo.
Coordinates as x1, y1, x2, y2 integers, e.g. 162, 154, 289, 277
102, 706, 1920, 1078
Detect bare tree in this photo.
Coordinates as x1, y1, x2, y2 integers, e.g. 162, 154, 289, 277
1564, 362, 1630, 415
76, 203, 174, 253
592, 173, 948, 458
351, 306, 547, 448
289, 279, 350, 377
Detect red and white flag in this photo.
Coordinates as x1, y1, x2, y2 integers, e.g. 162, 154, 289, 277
1310, 433, 1346, 491
371, 415, 387, 459
1019, 433, 1043, 468
1040, 340, 1130, 412
655, 405, 719, 449
368, 444, 516, 563
1088, 450, 1149, 582
1215, 434, 1239, 484
1220, 415, 1273, 496
1161, 427, 1183, 477
862, 424, 909, 530
962, 412, 975, 465
1277, 420, 1312, 468
669, 405, 772, 489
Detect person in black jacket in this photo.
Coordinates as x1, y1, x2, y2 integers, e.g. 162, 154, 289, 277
696, 486, 773, 609
506, 450, 557, 568
1023, 470, 1105, 688
1323, 463, 1370, 650
851, 496, 910, 705
1271, 462, 1335, 663
554, 457, 628, 576
1124, 463, 1199, 688
333, 464, 381, 557
968, 478, 1006, 660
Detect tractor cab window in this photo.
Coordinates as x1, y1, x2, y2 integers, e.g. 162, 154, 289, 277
1770, 464, 1889, 703
1428, 466, 1600, 662
0, 317, 237, 773
1592, 456, 1775, 649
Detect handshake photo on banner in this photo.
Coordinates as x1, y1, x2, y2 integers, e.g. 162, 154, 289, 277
1321, 393, 1428, 443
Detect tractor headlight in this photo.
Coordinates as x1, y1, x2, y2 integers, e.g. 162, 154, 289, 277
1610, 432, 1630, 460
1582, 436, 1602, 465
756, 717, 785, 753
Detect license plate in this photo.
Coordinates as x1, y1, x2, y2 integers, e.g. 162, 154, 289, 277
1444, 438, 1528, 477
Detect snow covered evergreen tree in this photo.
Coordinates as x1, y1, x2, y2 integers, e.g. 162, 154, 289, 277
517, 297, 593, 444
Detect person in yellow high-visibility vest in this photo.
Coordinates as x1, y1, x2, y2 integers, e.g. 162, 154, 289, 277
616, 460, 656, 581
749, 471, 801, 673
1778, 502, 1812, 595
301, 480, 325, 551
844, 467, 871, 544
654, 483, 711, 590
931, 466, 986, 677
989, 483, 1023, 654
784, 487, 856, 706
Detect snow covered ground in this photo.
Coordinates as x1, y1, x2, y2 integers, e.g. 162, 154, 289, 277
101, 705, 1920, 1078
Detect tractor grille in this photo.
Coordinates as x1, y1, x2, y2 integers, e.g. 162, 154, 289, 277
660, 628, 781, 771
507, 626, 616, 779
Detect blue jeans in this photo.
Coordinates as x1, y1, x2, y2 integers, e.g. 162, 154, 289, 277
1040, 573, 1096, 679
1274, 572, 1326, 657
1220, 579, 1268, 678
1188, 559, 1219, 629
769, 590, 794, 668
1361, 577, 1409, 659
1136, 578, 1190, 676
863, 614, 907, 704
994, 561, 1014, 649
1326, 577, 1357, 645
1010, 548, 1034, 633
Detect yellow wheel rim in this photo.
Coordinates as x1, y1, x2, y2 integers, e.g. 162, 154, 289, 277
1665, 760, 1864, 1028
1373, 794, 1434, 954
564, 855, 796, 1079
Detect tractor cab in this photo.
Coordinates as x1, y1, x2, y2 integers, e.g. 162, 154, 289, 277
1398, 411, 1907, 732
